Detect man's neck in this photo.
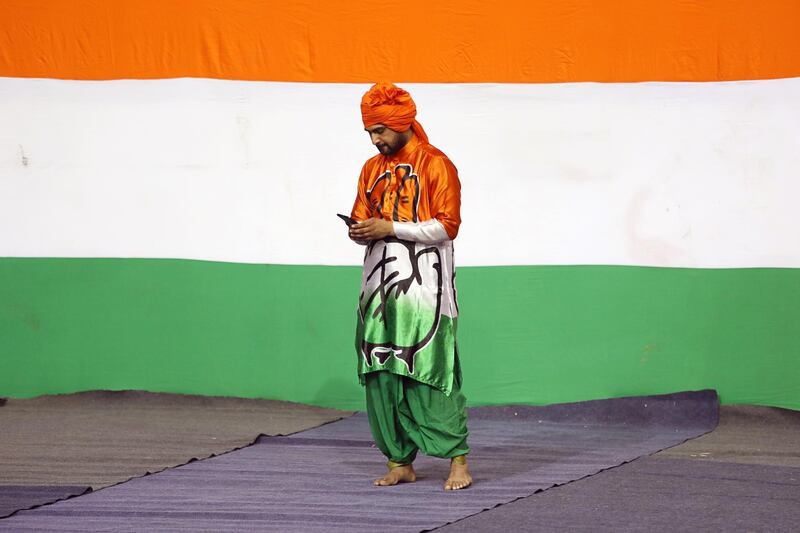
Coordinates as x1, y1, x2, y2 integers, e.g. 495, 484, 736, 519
390, 133, 419, 160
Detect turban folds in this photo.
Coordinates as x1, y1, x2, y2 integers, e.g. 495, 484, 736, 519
360, 82, 429, 144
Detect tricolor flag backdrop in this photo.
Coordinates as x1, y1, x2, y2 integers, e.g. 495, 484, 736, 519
1, 1, 799, 410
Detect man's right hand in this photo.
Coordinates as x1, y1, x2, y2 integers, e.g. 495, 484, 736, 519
350, 218, 395, 241
348, 220, 368, 245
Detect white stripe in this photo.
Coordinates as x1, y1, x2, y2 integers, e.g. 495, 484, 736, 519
1, 78, 799, 267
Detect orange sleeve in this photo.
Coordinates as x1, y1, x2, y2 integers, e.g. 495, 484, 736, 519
428, 156, 461, 239
350, 163, 372, 222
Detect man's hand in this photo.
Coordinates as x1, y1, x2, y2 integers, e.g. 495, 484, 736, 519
350, 218, 395, 241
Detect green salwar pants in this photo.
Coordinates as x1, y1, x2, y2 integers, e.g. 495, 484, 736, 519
364, 370, 469, 465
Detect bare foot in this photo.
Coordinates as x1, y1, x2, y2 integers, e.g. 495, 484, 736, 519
444, 457, 472, 491
374, 464, 416, 486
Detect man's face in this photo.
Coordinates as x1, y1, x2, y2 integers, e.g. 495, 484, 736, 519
365, 124, 407, 156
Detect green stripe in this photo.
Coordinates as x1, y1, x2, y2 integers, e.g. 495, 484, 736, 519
1, 258, 798, 411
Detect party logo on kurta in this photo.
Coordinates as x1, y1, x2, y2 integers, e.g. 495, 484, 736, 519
366, 164, 420, 223
358, 236, 443, 375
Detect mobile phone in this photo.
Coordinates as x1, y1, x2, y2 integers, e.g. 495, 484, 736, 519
337, 213, 357, 227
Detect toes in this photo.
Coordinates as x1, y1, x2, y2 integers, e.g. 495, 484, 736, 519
376, 469, 417, 487
444, 479, 472, 491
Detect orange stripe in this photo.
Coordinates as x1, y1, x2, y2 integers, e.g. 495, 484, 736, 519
1, 0, 799, 82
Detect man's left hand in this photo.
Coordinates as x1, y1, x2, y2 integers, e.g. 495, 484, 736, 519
350, 218, 395, 241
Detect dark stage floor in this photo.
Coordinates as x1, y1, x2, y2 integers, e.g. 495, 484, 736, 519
1, 390, 797, 531
0, 390, 351, 517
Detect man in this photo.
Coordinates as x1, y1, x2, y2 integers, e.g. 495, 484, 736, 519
348, 82, 472, 491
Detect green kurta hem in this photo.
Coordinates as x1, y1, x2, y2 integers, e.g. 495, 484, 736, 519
355, 237, 460, 395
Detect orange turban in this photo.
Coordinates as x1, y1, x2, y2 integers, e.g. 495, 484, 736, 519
360, 82, 429, 144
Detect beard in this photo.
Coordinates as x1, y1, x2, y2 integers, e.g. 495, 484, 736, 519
376, 141, 399, 155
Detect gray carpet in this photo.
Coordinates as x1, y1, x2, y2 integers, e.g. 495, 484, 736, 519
0, 390, 717, 532
0, 390, 351, 518
436, 404, 800, 532
435, 457, 800, 532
